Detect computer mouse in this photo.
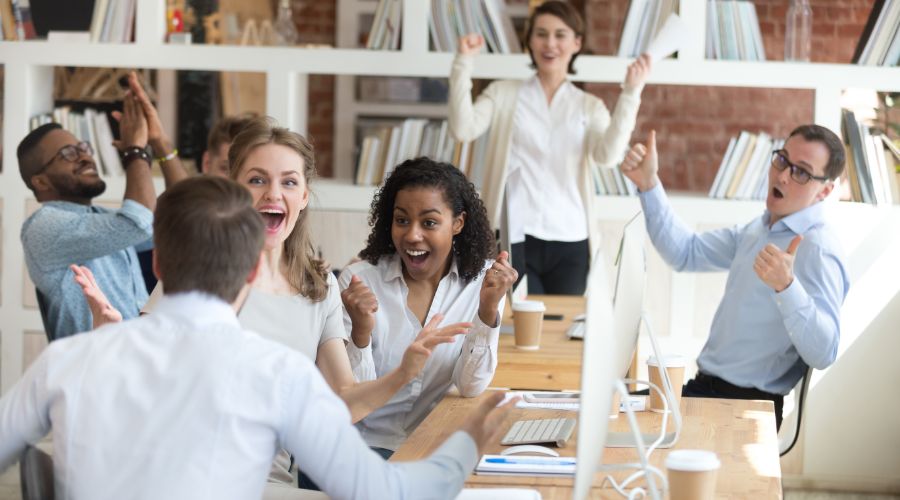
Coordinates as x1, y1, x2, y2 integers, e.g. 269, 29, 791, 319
500, 444, 560, 457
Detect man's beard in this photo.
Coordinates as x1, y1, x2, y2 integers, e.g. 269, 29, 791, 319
48, 170, 107, 199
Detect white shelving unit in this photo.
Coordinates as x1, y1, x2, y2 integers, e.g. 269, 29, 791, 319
1, 0, 899, 389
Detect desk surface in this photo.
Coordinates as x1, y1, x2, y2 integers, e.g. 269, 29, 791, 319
392, 393, 783, 499
493, 295, 585, 391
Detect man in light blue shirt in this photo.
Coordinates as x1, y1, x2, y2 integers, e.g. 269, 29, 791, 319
18, 114, 156, 340
620, 125, 850, 429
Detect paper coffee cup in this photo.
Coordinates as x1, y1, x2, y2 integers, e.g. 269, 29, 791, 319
666, 449, 720, 500
512, 300, 545, 350
647, 355, 686, 413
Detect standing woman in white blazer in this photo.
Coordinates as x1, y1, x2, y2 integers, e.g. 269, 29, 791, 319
448, 0, 651, 295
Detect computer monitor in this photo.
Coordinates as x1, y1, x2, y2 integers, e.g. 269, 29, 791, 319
573, 245, 618, 500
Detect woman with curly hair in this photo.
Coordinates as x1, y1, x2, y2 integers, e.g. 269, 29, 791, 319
339, 157, 518, 458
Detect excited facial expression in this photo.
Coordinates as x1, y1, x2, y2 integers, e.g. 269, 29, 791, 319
237, 143, 309, 251
766, 135, 833, 226
391, 187, 465, 283
528, 14, 582, 76
34, 129, 106, 200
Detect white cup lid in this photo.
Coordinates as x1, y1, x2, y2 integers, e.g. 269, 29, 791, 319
512, 300, 546, 312
647, 354, 687, 367
665, 449, 720, 472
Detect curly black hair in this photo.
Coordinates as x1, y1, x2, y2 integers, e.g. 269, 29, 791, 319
359, 157, 496, 282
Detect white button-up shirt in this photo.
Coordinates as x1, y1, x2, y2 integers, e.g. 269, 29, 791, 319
507, 76, 589, 243
340, 256, 502, 451
0, 292, 478, 500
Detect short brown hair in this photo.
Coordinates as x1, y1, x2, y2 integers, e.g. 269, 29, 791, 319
227, 116, 329, 302
207, 113, 259, 152
154, 176, 264, 302
525, 1, 585, 75
788, 124, 846, 180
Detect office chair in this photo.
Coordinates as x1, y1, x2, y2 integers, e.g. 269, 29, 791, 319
779, 366, 813, 456
20, 445, 54, 500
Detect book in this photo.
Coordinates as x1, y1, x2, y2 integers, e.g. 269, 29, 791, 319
853, 0, 887, 63
0, 0, 15, 40
12, 0, 36, 39
617, 0, 649, 57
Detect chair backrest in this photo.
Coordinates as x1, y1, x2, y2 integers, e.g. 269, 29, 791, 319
34, 288, 53, 342
779, 366, 813, 456
20, 445, 54, 500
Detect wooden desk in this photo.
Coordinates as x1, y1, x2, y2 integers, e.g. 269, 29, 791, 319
392, 393, 782, 499
494, 295, 639, 391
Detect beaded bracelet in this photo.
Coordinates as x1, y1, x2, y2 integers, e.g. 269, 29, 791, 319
155, 148, 179, 163
120, 146, 151, 168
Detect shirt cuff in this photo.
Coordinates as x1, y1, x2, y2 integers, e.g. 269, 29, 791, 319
432, 430, 479, 475
773, 276, 809, 331
467, 313, 500, 349
620, 83, 644, 98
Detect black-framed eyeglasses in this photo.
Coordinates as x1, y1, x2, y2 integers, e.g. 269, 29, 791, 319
39, 141, 94, 172
771, 150, 829, 185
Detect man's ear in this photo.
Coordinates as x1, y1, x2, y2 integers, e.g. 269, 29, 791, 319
246, 253, 263, 285
30, 174, 52, 194
201, 151, 210, 174
816, 181, 835, 202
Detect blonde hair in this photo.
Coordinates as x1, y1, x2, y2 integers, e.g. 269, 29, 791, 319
228, 116, 328, 302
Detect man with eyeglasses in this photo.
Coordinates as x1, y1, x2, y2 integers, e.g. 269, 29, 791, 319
620, 124, 850, 430
17, 89, 158, 341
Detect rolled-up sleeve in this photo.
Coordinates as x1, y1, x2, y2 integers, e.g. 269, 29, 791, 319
452, 298, 503, 398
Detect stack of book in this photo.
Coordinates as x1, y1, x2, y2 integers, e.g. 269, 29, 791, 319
87, 0, 136, 43
428, 0, 522, 54
705, 0, 766, 61
617, 0, 680, 58
708, 131, 783, 200
354, 118, 490, 187
0, 0, 36, 40
595, 165, 637, 197
30, 107, 124, 177
852, 0, 900, 67
842, 110, 900, 205
367, 0, 402, 50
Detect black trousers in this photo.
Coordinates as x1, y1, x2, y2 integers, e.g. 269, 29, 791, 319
511, 236, 589, 296
683, 372, 784, 430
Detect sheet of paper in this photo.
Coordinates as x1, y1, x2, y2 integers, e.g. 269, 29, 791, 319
645, 13, 689, 62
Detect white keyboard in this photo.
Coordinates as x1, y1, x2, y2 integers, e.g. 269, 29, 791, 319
501, 417, 577, 447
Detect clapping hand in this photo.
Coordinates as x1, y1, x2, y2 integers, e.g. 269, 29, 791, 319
126, 71, 171, 153
458, 33, 484, 56
398, 313, 471, 381
624, 53, 652, 91
479, 251, 517, 326
620, 130, 660, 192
70, 264, 123, 329
341, 275, 379, 348
459, 392, 518, 455
754, 236, 803, 292
111, 90, 148, 151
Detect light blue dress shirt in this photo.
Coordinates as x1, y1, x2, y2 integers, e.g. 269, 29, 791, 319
639, 185, 850, 394
21, 199, 153, 340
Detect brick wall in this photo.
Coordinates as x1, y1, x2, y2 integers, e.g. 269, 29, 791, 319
584, 0, 875, 192
293, 0, 335, 177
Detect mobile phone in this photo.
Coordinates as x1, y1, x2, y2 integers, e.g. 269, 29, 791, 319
544, 313, 564, 321
522, 392, 580, 404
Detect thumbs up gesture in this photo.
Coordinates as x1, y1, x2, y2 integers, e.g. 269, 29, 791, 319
620, 130, 660, 192
754, 235, 802, 292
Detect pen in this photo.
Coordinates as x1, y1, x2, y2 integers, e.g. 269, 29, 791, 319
484, 457, 576, 466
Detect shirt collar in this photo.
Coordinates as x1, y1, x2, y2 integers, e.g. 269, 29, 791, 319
382, 253, 461, 283
764, 200, 827, 234
42, 200, 94, 212
153, 291, 241, 329
524, 75, 574, 99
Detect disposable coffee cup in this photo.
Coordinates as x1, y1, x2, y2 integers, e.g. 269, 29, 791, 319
647, 355, 686, 413
666, 449, 720, 500
512, 300, 546, 350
